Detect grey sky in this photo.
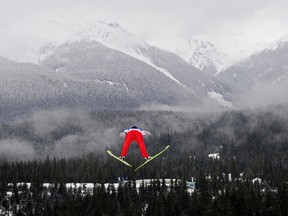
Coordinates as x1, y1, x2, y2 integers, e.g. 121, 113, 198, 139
1, 0, 288, 62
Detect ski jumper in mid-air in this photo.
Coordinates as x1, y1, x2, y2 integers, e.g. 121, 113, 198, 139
119, 126, 151, 160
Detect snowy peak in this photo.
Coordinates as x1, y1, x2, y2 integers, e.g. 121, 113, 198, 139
154, 37, 228, 75
72, 21, 142, 43
185, 38, 228, 74
265, 33, 288, 51
70, 20, 149, 56
39, 20, 149, 64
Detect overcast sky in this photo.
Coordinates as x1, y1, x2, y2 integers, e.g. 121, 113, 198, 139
1, 0, 288, 62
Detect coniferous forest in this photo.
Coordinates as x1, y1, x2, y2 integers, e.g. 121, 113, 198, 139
0, 105, 288, 215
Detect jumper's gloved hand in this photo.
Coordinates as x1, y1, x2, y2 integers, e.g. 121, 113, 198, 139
119, 132, 126, 138
142, 131, 152, 136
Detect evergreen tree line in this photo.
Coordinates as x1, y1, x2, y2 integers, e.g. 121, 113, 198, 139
0, 177, 287, 215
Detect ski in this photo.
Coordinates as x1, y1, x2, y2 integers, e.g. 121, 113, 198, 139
107, 150, 133, 167
134, 145, 170, 171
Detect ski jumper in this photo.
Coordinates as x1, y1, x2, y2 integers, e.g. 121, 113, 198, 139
120, 127, 150, 158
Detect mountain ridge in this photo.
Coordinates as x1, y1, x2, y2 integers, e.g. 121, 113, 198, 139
152, 36, 228, 75
2, 20, 288, 115
217, 35, 288, 107
39, 21, 233, 105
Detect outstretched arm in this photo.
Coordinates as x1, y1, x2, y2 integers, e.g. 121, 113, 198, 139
142, 131, 152, 136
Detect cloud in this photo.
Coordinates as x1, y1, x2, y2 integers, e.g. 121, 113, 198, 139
1, 106, 207, 160
1, 0, 288, 54
10, 108, 120, 159
53, 126, 118, 158
0, 139, 36, 161
236, 81, 288, 109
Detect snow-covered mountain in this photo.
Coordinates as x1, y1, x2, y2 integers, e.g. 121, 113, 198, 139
39, 21, 233, 107
0, 46, 232, 121
39, 21, 193, 89
3, 20, 288, 114
217, 34, 288, 107
153, 37, 228, 76
0, 21, 234, 120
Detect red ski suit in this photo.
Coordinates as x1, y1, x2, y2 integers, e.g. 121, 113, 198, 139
120, 128, 149, 158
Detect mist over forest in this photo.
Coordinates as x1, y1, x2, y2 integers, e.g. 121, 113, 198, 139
1, 103, 288, 162
0, 108, 203, 160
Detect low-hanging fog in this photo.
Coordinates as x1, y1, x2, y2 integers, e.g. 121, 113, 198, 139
0, 107, 205, 160
0, 103, 288, 161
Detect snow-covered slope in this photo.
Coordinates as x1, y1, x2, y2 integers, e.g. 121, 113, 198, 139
185, 39, 228, 75
153, 37, 228, 76
71, 21, 149, 60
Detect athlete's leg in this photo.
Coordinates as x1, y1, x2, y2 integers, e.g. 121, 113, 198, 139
120, 133, 134, 157
135, 131, 149, 158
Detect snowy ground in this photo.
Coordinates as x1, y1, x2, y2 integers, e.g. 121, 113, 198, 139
6, 179, 195, 196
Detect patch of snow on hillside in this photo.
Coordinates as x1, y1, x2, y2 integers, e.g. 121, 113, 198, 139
95, 78, 120, 86
123, 83, 129, 91
95, 78, 129, 90
252, 178, 262, 184
144, 59, 187, 88
208, 153, 220, 159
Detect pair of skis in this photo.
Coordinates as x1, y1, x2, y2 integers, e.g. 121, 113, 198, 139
107, 145, 169, 171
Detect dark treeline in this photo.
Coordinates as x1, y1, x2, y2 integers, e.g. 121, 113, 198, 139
0, 175, 287, 215
1, 178, 287, 215
0, 105, 288, 215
